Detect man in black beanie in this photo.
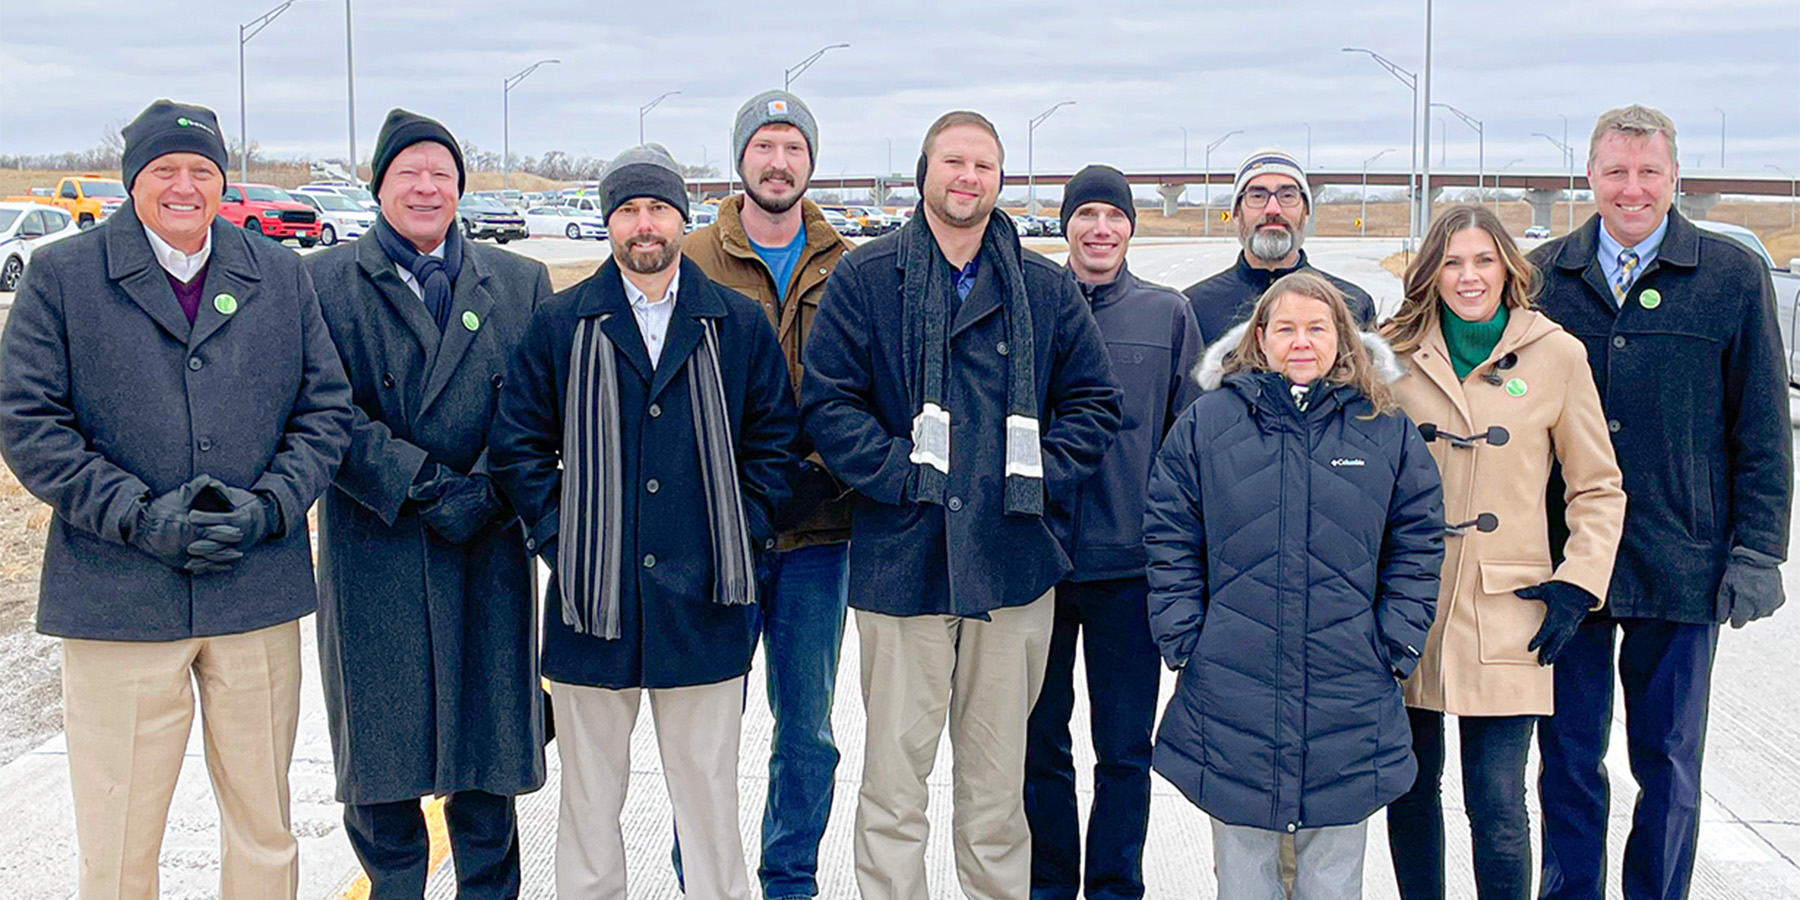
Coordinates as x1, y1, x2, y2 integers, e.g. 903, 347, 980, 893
0, 97, 352, 899
303, 107, 550, 900
1025, 163, 1201, 900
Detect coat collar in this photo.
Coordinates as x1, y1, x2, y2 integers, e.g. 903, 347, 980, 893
417, 242, 495, 418
1409, 306, 1564, 429
573, 256, 727, 401
1233, 248, 1316, 288
355, 229, 442, 361
1074, 261, 1136, 312
714, 194, 841, 262
1195, 320, 1404, 392
1551, 211, 1699, 305
105, 202, 263, 349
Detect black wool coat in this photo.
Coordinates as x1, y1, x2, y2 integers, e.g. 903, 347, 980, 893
800, 225, 1122, 618
305, 234, 549, 804
1530, 213, 1793, 623
0, 203, 352, 641
488, 256, 799, 689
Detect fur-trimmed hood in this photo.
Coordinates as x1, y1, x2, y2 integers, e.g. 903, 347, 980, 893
1192, 320, 1404, 391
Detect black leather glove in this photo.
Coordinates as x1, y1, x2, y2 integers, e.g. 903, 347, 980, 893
187, 483, 283, 551
1717, 546, 1786, 628
126, 478, 209, 570
1516, 580, 1596, 667
409, 465, 504, 544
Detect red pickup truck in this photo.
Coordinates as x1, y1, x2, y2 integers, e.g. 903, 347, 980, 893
219, 183, 322, 246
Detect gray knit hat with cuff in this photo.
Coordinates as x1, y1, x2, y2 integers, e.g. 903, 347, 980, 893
732, 90, 818, 176
1232, 148, 1312, 211
600, 144, 690, 222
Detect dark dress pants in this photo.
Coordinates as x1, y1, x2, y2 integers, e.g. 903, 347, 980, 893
1388, 708, 1537, 900
343, 790, 521, 899
1024, 577, 1161, 900
1537, 618, 1719, 900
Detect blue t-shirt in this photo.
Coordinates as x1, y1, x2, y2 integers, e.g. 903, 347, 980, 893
751, 227, 808, 307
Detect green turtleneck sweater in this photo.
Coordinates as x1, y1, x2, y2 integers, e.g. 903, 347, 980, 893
1440, 303, 1510, 380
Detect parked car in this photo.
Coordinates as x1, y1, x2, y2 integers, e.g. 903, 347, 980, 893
524, 205, 606, 240
562, 195, 607, 216
1031, 215, 1062, 237
0, 202, 81, 292
457, 195, 527, 243
821, 208, 860, 237
1522, 225, 1552, 239
1693, 219, 1800, 385
219, 183, 322, 246
3, 175, 128, 229
846, 205, 896, 235
686, 204, 718, 233
1011, 214, 1042, 237
290, 190, 377, 246
297, 182, 378, 212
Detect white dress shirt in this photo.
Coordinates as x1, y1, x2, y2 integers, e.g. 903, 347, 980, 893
142, 223, 213, 283
395, 241, 447, 300
622, 266, 681, 367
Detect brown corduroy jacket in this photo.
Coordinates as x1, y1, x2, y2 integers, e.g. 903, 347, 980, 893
684, 194, 855, 549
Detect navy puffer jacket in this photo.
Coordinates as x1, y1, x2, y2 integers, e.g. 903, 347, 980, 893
1143, 338, 1443, 832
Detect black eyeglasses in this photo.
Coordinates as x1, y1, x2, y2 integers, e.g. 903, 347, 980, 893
1242, 186, 1304, 208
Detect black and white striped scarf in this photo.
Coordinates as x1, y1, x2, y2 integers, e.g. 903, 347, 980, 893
557, 308, 755, 639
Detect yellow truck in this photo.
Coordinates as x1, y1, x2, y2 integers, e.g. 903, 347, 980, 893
4, 175, 129, 228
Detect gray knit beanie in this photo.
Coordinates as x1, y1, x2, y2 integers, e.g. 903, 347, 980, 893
732, 90, 818, 176
600, 144, 690, 222
1232, 148, 1312, 211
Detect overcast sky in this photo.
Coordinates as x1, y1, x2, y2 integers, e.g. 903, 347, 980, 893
2, 0, 1797, 185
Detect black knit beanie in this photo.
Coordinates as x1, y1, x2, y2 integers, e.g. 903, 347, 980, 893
121, 100, 229, 192
600, 145, 690, 222
371, 108, 465, 196
1060, 164, 1136, 236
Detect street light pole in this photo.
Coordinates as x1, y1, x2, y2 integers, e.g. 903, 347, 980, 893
1768, 165, 1796, 230
639, 90, 681, 145
1344, 47, 1420, 250
1716, 107, 1726, 169
1304, 122, 1312, 168
785, 43, 848, 91
502, 59, 559, 189
1431, 102, 1483, 211
1203, 129, 1242, 237
344, 0, 357, 185
238, 0, 304, 184
1362, 148, 1395, 236
1534, 132, 1574, 235
1420, 0, 1434, 234
1027, 100, 1074, 216
1496, 157, 1524, 210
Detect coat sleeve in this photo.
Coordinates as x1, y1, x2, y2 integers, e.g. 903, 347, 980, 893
1721, 263, 1794, 560
488, 301, 564, 552
0, 257, 151, 543
733, 307, 801, 547
801, 259, 916, 506
249, 264, 354, 536
1167, 299, 1205, 431
1143, 411, 1207, 669
1547, 337, 1626, 607
1040, 278, 1123, 502
1374, 415, 1445, 678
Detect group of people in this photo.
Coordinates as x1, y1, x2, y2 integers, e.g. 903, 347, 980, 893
0, 91, 1787, 900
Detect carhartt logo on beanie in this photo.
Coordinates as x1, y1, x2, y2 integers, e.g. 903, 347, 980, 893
733, 90, 818, 177
121, 99, 229, 192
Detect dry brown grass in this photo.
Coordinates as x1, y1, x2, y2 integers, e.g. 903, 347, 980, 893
0, 461, 48, 584
1381, 250, 1414, 281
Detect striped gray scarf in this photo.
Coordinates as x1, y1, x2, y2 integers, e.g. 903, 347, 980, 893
557, 312, 755, 639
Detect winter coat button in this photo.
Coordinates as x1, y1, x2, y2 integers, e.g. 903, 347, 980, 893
648, 403, 662, 418
187, 356, 203, 371
948, 496, 964, 512
1608, 419, 1621, 433
1612, 336, 1627, 349
764, 538, 776, 550
996, 341, 1010, 356
382, 373, 396, 388
198, 437, 212, 452
525, 537, 537, 551
643, 554, 657, 568
646, 479, 660, 494
1286, 823, 1297, 833
492, 374, 504, 390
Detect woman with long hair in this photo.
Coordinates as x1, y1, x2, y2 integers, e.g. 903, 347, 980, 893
1381, 204, 1625, 900
1145, 271, 1445, 898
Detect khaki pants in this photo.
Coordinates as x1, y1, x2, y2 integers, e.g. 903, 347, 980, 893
550, 677, 752, 900
854, 595, 1055, 900
62, 620, 302, 900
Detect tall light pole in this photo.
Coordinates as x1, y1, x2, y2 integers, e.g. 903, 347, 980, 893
1344, 47, 1419, 249
502, 59, 558, 190
344, 0, 357, 184
1027, 100, 1074, 215
1437, 118, 1447, 167
1203, 129, 1241, 237
1768, 164, 1796, 230
1535, 132, 1574, 236
1420, 0, 1434, 234
1304, 122, 1313, 167
639, 90, 680, 145
1716, 107, 1726, 169
1362, 148, 1395, 236
238, 0, 305, 184
1431, 102, 1483, 211
785, 43, 848, 91
1496, 157, 1524, 208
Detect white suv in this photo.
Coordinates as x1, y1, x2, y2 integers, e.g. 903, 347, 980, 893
291, 191, 378, 246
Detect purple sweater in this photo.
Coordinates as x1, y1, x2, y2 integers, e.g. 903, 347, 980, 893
166, 262, 209, 324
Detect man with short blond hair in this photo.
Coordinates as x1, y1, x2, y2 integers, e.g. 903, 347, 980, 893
0, 98, 352, 900
1531, 104, 1791, 900
803, 110, 1121, 900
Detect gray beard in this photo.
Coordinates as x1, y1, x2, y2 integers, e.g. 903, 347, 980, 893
1247, 224, 1299, 262
616, 236, 681, 275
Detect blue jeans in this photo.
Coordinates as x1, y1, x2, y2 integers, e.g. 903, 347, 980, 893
1024, 577, 1160, 900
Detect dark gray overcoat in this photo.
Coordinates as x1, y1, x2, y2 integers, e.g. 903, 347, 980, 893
306, 234, 549, 805
0, 203, 352, 641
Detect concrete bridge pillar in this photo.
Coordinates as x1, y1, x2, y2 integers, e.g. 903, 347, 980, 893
1524, 189, 1562, 228
1157, 183, 1186, 217
1678, 192, 1720, 221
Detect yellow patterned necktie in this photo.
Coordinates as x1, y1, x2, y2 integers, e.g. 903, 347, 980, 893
1612, 249, 1639, 303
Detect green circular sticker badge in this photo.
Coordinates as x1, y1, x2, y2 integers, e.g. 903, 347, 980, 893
1504, 378, 1528, 397
461, 311, 481, 332
1639, 289, 1662, 310
213, 293, 238, 315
